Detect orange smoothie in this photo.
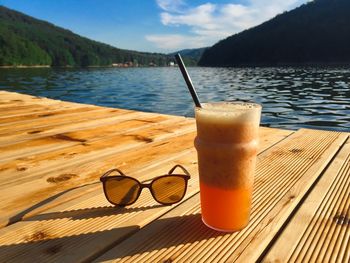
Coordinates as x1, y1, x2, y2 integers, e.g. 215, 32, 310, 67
194, 102, 261, 232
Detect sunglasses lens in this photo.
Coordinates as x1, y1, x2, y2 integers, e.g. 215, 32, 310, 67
152, 176, 187, 204
104, 177, 140, 205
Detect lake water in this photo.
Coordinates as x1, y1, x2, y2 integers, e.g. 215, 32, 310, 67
1, 67, 350, 131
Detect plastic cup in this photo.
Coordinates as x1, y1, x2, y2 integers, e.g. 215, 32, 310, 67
194, 102, 262, 232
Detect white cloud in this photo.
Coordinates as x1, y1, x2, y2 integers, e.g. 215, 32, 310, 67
161, 3, 216, 29
147, 0, 309, 51
156, 0, 185, 12
145, 34, 206, 50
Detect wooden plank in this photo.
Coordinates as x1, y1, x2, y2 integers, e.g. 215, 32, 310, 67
0, 114, 172, 163
0, 107, 130, 136
0, 96, 86, 117
0, 110, 145, 146
93, 129, 348, 263
0, 104, 54, 115
0, 91, 82, 108
259, 126, 292, 152
0, 104, 89, 123
0, 96, 59, 108
262, 137, 350, 263
0, 127, 289, 262
0, 106, 101, 126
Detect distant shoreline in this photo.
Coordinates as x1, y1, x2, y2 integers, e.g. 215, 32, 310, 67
1, 63, 349, 69
0, 65, 178, 69
199, 62, 350, 68
0, 65, 50, 68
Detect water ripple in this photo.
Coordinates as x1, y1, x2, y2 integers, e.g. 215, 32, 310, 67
1, 67, 349, 132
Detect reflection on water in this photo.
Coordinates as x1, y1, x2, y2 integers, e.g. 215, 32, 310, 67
1, 67, 349, 131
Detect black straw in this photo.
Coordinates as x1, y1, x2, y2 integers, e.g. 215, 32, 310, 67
175, 54, 202, 108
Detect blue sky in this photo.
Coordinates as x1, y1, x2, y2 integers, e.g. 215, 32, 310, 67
0, 0, 309, 53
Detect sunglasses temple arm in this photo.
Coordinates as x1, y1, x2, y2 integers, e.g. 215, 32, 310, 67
100, 168, 127, 181
168, 164, 191, 177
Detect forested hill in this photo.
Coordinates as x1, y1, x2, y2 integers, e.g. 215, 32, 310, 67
0, 6, 171, 67
169, 47, 208, 64
199, 0, 350, 67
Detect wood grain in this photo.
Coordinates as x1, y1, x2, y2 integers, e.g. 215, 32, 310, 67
263, 136, 350, 263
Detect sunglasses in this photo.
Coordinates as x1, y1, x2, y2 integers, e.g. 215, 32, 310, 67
100, 164, 191, 206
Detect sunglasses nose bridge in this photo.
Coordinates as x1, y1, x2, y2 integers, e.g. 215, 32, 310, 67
136, 183, 154, 201
139, 183, 152, 193
140, 182, 152, 188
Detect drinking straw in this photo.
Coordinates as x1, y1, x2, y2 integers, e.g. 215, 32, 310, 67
175, 54, 202, 108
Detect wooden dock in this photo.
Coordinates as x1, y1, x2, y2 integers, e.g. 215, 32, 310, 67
0, 91, 348, 262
